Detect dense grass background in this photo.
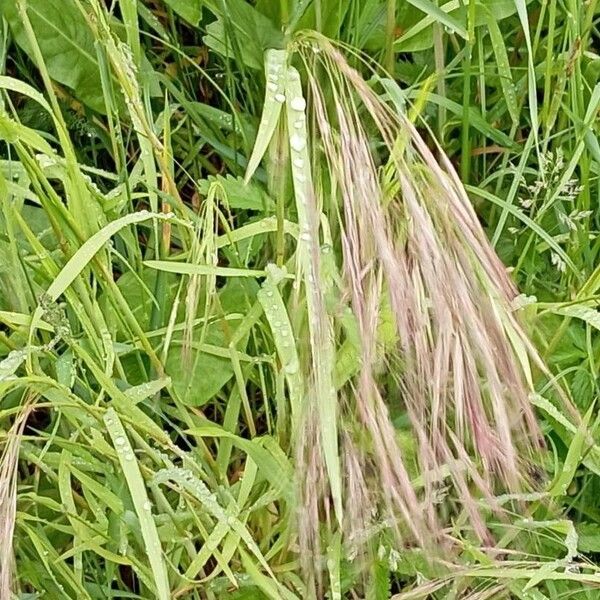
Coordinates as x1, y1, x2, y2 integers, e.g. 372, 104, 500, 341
1, 0, 600, 598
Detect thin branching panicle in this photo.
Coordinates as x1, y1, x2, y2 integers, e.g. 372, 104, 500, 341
292, 33, 553, 554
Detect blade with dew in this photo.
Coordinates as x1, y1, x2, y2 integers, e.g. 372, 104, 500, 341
244, 49, 288, 183
285, 65, 343, 526
103, 409, 170, 600
28, 211, 175, 354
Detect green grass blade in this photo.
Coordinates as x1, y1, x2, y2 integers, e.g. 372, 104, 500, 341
244, 49, 288, 182
144, 260, 268, 278
103, 408, 170, 600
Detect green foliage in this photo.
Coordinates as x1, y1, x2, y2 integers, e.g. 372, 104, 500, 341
0, 0, 106, 111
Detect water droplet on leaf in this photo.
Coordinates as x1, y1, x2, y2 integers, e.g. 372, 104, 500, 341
291, 97, 306, 111
290, 134, 306, 152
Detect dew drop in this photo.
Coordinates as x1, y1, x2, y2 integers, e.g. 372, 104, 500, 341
291, 97, 306, 111
115, 436, 126, 446
293, 158, 304, 169
290, 134, 306, 152
296, 173, 306, 183
300, 232, 311, 242
143, 500, 152, 511
266, 290, 274, 297
274, 93, 286, 103
267, 82, 278, 92
294, 120, 303, 129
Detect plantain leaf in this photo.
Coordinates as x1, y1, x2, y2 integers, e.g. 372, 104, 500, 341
197, 174, 273, 211
0, 0, 106, 112
163, 0, 203, 26
165, 279, 257, 406
204, 0, 284, 70
0, 0, 157, 113
395, 0, 531, 52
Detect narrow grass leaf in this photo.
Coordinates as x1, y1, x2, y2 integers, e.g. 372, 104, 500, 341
244, 49, 288, 182
549, 403, 594, 497
186, 424, 294, 502
29, 211, 174, 340
406, 0, 467, 39
467, 185, 577, 273
484, 9, 519, 124
145, 261, 268, 278
102, 408, 170, 600
514, 0, 538, 140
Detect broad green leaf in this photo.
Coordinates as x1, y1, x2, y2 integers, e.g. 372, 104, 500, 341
0, 0, 158, 112
0, 0, 106, 112
163, 0, 202, 26
164, 280, 256, 406
577, 523, 600, 553
103, 266, 178, 336
197, 175, 274, 211
204, 1, 284, 70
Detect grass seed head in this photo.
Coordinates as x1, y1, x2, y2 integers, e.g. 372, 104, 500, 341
292, 32, 545, 556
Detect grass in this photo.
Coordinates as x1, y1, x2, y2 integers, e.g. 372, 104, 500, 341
0, 0, 600, 598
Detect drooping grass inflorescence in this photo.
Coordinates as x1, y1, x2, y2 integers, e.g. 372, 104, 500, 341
246, 33, 562, 581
